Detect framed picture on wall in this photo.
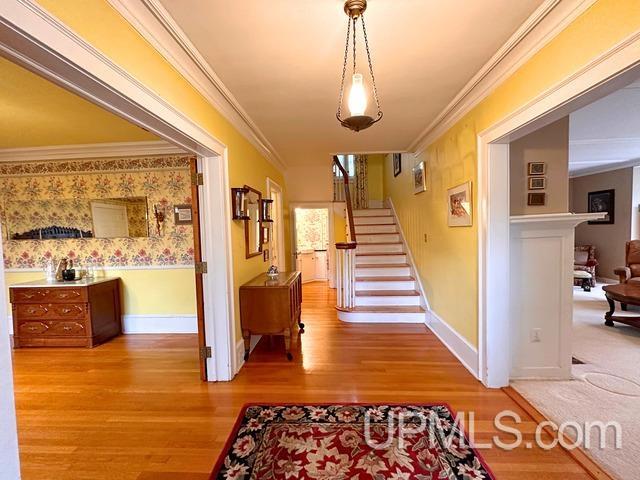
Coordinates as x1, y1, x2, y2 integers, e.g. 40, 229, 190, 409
527, 192, 546, 206
528, 176, 546, 190
528, 162, 546, 175
447, 181, 472, 227
412, 161, 425, 194
173, 204, 193, 225
393, 153, 402, 177
588, 189, 615, 224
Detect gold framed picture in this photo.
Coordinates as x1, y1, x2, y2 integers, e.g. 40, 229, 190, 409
412, 161, 426, 194
527, 192, 546, 206
528, 162, 546, 175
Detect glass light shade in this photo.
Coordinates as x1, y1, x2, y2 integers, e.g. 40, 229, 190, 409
347, 73, 367, 116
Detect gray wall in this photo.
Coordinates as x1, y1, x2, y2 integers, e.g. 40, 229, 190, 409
571, 167, 634, 279
510, 117, 569, 215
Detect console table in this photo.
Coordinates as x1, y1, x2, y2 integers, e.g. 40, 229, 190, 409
10, 278, 121, 348
239, 271, 303, 361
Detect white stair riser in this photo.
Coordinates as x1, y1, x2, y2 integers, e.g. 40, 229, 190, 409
356, 243, 404, 254
337, 311, 425, 323
356, 266, 411, 277
355, 295, 421, 306
356, 254, 406, 265
356, 280, 416, 291
354, 209, 391, 217
358, 234, 400, 243
353, 216, 395, 225
355, 224, 397, 234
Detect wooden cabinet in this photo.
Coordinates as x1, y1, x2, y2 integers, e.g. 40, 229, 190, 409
10, 278, 121, 348
239, 271, 303, 360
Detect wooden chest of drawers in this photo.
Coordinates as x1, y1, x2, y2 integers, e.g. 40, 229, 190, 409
10, 278, 121, 348
239, 271, 303, 360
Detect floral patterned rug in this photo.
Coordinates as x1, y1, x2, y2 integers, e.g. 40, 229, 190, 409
211, 404, 494, 480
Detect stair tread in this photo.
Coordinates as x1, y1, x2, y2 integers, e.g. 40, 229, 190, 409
356, 252, 405, 256
350, 306, 425, 313
356, 242, 403, 246
356, 290, 420, 297
357, 263, 410, 268
356, 276, 415, 281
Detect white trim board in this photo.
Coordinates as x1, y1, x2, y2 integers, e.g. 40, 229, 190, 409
428, 311, 479, 379
107, 0, 285, 172
122, 314, 197, 334
409, 0, 596, 153
0, 141, 185, 162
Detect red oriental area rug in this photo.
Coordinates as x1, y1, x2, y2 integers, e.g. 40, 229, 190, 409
211, 404, 495, 480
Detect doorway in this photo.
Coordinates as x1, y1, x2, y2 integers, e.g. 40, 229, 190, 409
294, 207, 330, 283
266, 178, 285, 271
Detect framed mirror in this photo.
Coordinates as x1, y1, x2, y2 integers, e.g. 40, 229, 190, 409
244, 185, 263, 258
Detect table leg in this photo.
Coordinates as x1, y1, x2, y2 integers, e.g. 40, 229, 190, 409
605, 295, 615, 327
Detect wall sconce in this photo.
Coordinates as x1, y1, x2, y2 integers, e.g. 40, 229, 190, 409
260, 199, 273, 223
231, 187, 250, 220
153, 204, 168, 236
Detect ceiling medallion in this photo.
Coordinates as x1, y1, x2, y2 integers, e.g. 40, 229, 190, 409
336, 0, 383, 133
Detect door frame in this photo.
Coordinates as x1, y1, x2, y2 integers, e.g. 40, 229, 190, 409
478, 32, 640, 388
266, 177, 286, 271
0, 1, 237, 383
290, 202, 335, 286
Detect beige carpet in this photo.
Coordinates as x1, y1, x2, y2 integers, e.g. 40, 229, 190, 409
512, 283, 640, 480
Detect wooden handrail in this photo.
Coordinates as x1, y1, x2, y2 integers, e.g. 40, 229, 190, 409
333, 155, 357, 245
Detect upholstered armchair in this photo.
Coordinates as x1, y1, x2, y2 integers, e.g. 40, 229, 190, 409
574, 245, 598, 287
614, 240, 640, 284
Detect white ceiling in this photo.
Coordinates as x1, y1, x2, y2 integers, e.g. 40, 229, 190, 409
569, 78, 640, 175
159, 0, 544, 166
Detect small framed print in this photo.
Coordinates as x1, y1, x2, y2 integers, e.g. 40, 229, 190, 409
528, 176, 546, 190
412, 161, 426, 194
393, 153, 402, 177
262, 226, 270, 243
263, 249, 270, 261
528, 162, 546, 175
528, 192, 546, 206
447, 181, 472, 227
173, 204, 193, 225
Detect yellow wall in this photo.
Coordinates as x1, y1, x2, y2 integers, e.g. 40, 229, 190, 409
34, 0, 291, 339
384, 0, 640, 346
5, 269, 196, 316
367, 154, 385, 205
0, 57, 157, 148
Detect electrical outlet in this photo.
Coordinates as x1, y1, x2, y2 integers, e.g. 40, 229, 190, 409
530, 328, 541, 343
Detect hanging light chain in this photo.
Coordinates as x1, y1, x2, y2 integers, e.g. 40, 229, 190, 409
352, 17, 357, 75
336, 16, 351, 120
360, 12, 381, 114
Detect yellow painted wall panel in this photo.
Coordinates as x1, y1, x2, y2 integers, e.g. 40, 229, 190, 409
384, 0, 640, 346
367, 154, 385, 204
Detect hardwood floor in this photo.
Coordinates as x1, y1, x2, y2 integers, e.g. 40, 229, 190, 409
13, 282, 593, 479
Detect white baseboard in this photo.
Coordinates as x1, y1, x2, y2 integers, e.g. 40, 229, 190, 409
427, 311, 479, 379
235, 335, 262, 373
122, 314, 197, 334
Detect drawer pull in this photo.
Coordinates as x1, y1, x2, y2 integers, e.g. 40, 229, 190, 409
57, 291, 81, 299
26, 306, 47, 314
61, 308, 72, 314
62, 326, 72, 331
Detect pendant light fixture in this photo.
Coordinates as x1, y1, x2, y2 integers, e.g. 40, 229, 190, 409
336, 0, 383, 132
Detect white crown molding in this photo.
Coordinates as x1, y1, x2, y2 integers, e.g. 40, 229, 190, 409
570, 157, 640, 178
0, 140, 186, 162
107, 0, 286, 172
409, 0, 597, 153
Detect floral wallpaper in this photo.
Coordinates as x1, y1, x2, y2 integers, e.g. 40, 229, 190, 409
0, 155, 195, 270
294, 208, 328, 251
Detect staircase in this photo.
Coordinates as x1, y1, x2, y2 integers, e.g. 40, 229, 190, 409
337, 207, 426, 323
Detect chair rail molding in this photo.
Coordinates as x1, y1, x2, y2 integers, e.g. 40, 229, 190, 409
107, 0, 286, 172
409, 0, 596, 153
0, 140, 185, 162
